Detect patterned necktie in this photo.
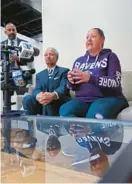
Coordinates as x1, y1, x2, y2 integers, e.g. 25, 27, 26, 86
10, 40, 16, 67
48, 69, 53, 78
11, 40, 14, 46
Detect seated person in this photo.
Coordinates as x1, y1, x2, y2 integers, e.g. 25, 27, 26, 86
23, 47, 70, 116
59, 28, 128, 119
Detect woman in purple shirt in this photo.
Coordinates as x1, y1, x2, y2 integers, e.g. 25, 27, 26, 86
59, 28, 128, 119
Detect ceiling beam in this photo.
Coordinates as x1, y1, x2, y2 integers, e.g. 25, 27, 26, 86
19, 30, 35, 36
1, 0, 18, 10
16, 17, 42, 28
10, 8, 30, 19
20, 0, 41, 15
1, 14, 18, 26
32, 29, 42, 34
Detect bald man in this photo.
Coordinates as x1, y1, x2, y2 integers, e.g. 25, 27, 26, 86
4, 23, 17, 41
1, 23, 32, 64
1, 23, 22, 62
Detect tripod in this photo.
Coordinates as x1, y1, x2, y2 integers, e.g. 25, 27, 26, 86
2, 49, 12, 113
1, 48, 27, 157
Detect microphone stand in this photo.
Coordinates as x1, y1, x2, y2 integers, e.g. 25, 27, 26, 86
1, 48, 27, 158
2, 50, 12, 113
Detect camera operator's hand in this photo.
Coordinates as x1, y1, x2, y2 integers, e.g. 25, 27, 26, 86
10, 55, 19, 63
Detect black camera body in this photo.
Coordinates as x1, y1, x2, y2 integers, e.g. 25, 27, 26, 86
1, 42, 39, 112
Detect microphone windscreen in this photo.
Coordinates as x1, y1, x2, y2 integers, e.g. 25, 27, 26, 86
33, 47, 40, 56
30, 69, 36, 74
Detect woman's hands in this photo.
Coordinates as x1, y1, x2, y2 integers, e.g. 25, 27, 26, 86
67, 68, 91, 84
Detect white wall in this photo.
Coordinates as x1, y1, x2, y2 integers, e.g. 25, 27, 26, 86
42, 0, 132, 71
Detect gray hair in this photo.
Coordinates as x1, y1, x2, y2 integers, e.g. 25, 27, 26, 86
46, 47, 59, 60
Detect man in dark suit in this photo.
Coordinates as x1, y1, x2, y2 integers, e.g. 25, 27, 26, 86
1, 23, 33, 65
1, 23, 25, 62
1, 23, 23, 45
22, 47, 70, 116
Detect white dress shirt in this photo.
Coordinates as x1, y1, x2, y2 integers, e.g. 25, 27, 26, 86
8, 38, 17, 46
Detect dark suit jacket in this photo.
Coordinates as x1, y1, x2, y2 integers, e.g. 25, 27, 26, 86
33, 65, 70, 116
1, 37, 25, 46
1, 37, 22, 60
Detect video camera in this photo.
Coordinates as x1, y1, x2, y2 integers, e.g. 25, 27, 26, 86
0, 41, 40, 112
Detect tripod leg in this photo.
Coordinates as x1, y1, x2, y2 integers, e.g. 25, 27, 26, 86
1, 118, 11, 152
3, 91, 12, 112
1, 118, 28, 158
2, 58, 11, 113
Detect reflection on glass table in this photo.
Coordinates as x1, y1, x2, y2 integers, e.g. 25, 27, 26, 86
1, 116, 132, 183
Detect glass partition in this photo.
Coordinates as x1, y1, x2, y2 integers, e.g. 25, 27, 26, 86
1, 116, 132, 183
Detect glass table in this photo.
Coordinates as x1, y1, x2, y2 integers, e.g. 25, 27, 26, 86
1, 116, 132, 183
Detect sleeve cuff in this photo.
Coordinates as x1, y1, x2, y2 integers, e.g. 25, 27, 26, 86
54, 91, 59, 99
67, 84, 72, 90
67, 81, 73, 90
89, 74, 96, 84
36, 93, 39, 100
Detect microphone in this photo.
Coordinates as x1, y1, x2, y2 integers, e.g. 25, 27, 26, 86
28, 68, 36, 74
23, 69, 36, 80
33, 47, 40, 56
23, 69, 36, 75
18, 41, 40, 59
1, 42, 40, 59
18, 41, 34, 59
12, 69, 25, 87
